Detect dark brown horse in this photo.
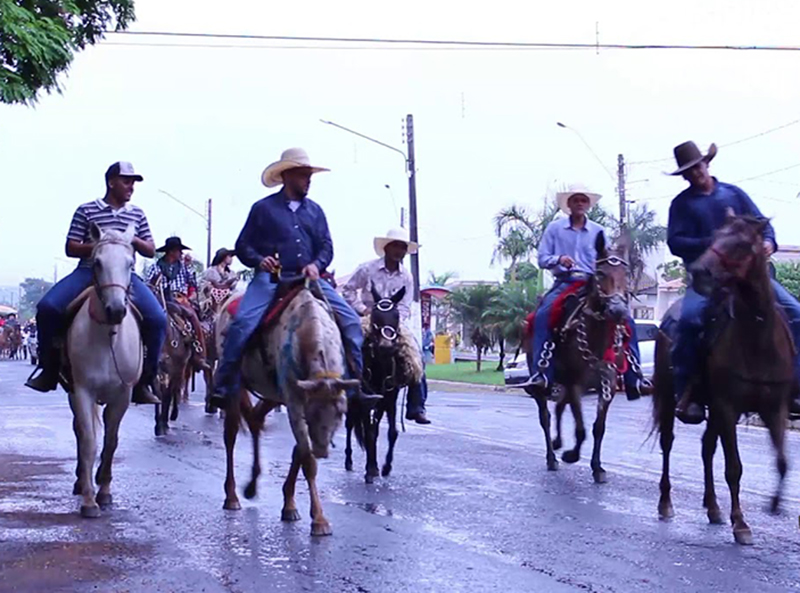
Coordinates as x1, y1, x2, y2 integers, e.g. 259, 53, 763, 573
652, 211, 792, 545
531, 232, 631, 482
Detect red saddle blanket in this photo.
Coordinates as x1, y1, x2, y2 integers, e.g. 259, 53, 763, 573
226, 285, 305, 332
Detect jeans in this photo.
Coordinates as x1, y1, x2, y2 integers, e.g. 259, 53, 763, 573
214, 272, 364, 397
36, 266, 166, 377
672, 280, 800, 398
407, 374, 428, 416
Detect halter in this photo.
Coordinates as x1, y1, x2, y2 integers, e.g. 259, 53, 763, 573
593, 254, 630, 306
372, 299, 399, 343
90, 237, 134, 325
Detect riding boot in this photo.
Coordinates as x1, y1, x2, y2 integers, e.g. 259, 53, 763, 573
24, 349, 60, 393
675, 389, 705, 425
132, 369, 161, 405
790, 393, 800, 420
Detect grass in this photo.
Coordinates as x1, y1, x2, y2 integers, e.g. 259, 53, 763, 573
425, 361, 505, 386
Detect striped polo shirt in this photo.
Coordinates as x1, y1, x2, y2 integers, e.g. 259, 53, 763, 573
67, 199, 153, 267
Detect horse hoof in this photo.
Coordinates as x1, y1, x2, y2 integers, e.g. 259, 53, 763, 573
311, 522, 333, 537
223, 499, 241, 511
552, 437, 562, 451
593, 470, 607, 484
734, 528, 754, 546
769, 496, 781, 515
282, 508, 301, 522
345, 460, 353, 472
170, 409, 179, 422
365, 474, 374, 485
562, 450, 580, 464
244, 482, 257, 500
658, 505, 675, 521
381, 465, 392, 477
707, 509, 724, 525
546, 457, 559, 471
72, 481, 82, 496
80, 504, 101, 519
96, 493, 112, 509
154, 423, 167, 437
204, 401, 215, 415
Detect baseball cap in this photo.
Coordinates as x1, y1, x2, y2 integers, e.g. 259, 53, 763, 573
105, 161, 144, 182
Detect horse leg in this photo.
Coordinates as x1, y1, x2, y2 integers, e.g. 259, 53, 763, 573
72, 416, 83, 496
223, 393, 243, 510
365, 409, 380, 484
95, 397, 129, 508
716, 409, 752, 545
657, 405, 676, 520
69, 388, 100, 518
589, 392, 613, 483
281, 445, 303, 522
204, 366, 215, 414
762, 404, 788, 515
302, 453, 332, 536
344, 401, 355, 472
552, 395, 567, 451
701, 424, 723, 524
245, 401, 274, 500
535, 393, 558, 471
562, 386, 586, 464
382, 395, 399, 477
170, 367, 183, 421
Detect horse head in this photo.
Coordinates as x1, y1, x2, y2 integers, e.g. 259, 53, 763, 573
690, 209, 770, 297
90, 222, 135, 325
589, 231, 630, 323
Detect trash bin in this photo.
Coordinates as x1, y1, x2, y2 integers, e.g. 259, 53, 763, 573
434, 334, 452, 365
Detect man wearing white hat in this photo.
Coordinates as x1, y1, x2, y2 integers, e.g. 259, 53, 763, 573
342, 228, 431, 423
522, 184, 651, 399
209, 148, 366, 409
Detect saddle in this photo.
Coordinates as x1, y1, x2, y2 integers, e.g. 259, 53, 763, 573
65, 287, 143, 326
226, 277, 308, 334
549, 280, 589, 336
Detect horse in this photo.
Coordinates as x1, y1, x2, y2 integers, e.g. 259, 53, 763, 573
345, 285, 422, 484
66, 222, 142, 518
199, 283, 233, 414
153, 302, 193, 436
217, 278, 358, 536
652, 211, 792, 545
531, 232, 631, 482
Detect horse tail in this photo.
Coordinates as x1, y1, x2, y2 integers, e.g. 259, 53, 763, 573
349, 397, 368, 451
649, 330, 675, 441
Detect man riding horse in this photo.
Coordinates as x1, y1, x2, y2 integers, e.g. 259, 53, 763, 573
208, 148, 369, 410
342, 227, 431, 424
523, 184, 652, 399
666, 141, 800, 424
26, 162, 166, 404
146, 236, 211, 373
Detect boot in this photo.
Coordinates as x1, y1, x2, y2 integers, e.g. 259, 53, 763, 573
790, 394, 800, 420
25, 350, 60, 393
132, 372, 161, 405
675, 389, 705, 425
515, 372, 549, 395
191, 349, 213, 373
406, 411, 431, 424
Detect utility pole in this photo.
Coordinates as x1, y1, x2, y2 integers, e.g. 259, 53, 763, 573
206, 198, 213, 268
406, 114, 420, 303
617, 154, 627, 228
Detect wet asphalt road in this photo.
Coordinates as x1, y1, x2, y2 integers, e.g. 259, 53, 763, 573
1, 358, 800, 593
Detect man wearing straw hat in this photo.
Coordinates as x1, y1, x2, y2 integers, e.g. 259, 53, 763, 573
208, 148, 367, 409
521, 183, 651, 400
343, 227, 431, 424
666, 141, 800, 423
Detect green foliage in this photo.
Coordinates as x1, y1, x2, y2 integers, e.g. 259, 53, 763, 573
425, 361, 504, 386
447, 283, 498, 371
622, 204, 667, 293
427, 270, 457, 286
774, 261, 800, 297
492, 227, 534, 280
18, 276, 52, 319
0, 0, 136, 105
484, 280, 542, 349
658, 259, 686, 282
505, 261, 538, 283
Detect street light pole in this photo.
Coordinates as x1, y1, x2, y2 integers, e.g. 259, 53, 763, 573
158, 189, 213, 267
556, 122, 616, 182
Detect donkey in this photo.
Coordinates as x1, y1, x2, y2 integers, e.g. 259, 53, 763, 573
345, 285, 421, 484
67, 223, 142, 518
531, 232, 631, 483
217, 279, 358, 536
652, 212, 792, 545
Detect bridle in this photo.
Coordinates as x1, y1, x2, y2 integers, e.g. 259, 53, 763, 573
372, 298, 399, 342
91, 238, 134, 322
592, 254, 630, 308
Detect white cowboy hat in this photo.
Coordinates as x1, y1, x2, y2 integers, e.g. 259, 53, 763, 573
261, 148, 330, 188
555, 183, 602, 215
374, 227, 419, 257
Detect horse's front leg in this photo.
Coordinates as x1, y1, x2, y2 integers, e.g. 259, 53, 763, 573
302, 453, 332, 536
69, 388, 100, 518
245, 401, 274, 500
344, 400, 355, 472
222, 392, 244, 511
762, 399, 789, 515
382, 393, 399, 477
365, 408, 380, 484
561, 385, 586, 464
657, 400, 676, 521
589, 376, 615, 483
534, 392, 558, 471
95, 394, 130, 509
701, 423, 723, 524
552, 393, 567, 451
281, 445, 303, 522
716, 407, 752, 545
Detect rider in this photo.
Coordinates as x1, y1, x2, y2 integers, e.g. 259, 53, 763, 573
342, 227, 432, 424
25, 162, 166, 404
202, 248, 239, 292
666, 141, 800, 423
208, 148, 367, 409
522, 184, 652, 400
145, 237, 211, 372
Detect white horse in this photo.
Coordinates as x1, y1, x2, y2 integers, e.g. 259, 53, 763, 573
68, 222, 142, 518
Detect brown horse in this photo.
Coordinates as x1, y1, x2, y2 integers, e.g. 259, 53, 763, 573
199, 284, 232, 413
652, 212, 792, 545
531, 232, 631, 482
154, 306, 193, 436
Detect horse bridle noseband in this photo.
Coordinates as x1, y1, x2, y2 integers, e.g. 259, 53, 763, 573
372, 299, 399, 342
91, 239, 134, 321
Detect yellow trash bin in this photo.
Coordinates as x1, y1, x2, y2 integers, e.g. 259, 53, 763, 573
434, 334, 452, 365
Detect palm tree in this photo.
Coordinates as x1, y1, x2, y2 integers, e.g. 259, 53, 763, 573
484, 280, 543, 370
447, 284, 498, 372
622, 204, 667, 294
427, 270, 458, 286
491, 228, 534, 281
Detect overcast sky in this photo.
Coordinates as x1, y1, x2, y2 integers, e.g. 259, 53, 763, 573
2, 0, 800, 288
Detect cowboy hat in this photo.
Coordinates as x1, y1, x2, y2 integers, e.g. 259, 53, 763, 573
211, 248, 235, 266
555, 183, 602, 215
374, 227, 419, 257
669, 141, 717, 176
156, 236, 191, 253
261, 148, 330, 188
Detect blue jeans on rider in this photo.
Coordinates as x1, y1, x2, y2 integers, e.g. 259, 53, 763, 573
213, 271, 364, 398
529, 278, 645, 389
36, 266, 166, 378
406, 374, 428, 417
672, 281, 800, 399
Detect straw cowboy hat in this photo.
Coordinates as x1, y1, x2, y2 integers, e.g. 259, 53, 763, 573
374, 227, 419, 257
555, 183, 602, 215
261, 148, 330, 188
669, 141, 718, 176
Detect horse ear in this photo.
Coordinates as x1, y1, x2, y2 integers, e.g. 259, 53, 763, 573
391, 286, 406, 304
122, 223, 136, 243
595, 231, 608, 258
725, 207, 736, 222
370, 282, 382, 304
89, 222, 103, 243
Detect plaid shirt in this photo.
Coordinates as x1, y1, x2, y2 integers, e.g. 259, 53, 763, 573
146, 259, 197, 300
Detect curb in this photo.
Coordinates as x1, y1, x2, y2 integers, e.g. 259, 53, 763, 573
427, 379, 510, 394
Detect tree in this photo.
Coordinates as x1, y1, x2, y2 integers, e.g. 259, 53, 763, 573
447, 284, 498, 372
485, 280, 543, 369
658, 259, 686, 283
427, 270, 457, 286
1, 0, 136, 105
622, 204, 667, 294
775, 262, 800, 298
492, 227, 534, 281
505, 261, 538, 283
18, 277, 52, 320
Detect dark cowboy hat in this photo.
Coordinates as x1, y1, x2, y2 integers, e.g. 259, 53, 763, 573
156, 236, 191, 253
211, 247, 235, 266
669, 141, 718, 176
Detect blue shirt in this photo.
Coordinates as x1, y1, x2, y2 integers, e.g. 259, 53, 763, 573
235, 190, 333, 274
538, 216, 606, 276
667, 179, 777, 266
